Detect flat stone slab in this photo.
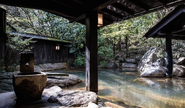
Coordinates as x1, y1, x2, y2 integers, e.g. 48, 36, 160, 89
46, 74, 83, 88
0, 86, 98, 108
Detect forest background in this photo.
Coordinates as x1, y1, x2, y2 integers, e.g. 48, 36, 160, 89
1, 5, 185, 71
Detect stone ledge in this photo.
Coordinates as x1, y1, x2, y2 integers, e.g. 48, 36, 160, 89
16, 63, 67, 72
0, 86, 99, 108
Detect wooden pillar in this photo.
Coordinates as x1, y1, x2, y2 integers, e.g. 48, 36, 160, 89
0, 8, 6, 61
166, 33, 173, 77
85, 11, 98, 93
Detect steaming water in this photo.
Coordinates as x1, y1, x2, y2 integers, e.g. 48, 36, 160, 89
53, 69, 185, 108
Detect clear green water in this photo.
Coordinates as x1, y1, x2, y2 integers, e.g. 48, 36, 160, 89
52, 69, 185, 108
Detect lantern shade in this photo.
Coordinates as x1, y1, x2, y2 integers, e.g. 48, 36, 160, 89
98, 13, 103, 27
55, 45, 60, 50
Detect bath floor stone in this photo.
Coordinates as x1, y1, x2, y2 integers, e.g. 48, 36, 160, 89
0, 86, 98, 108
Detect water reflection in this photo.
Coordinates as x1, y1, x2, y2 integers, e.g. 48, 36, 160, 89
53, 69, 185, 108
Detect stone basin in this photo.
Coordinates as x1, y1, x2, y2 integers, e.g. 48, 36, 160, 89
13, 72, 47, 102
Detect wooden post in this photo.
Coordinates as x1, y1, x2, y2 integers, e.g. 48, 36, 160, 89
0, 8, 6, 62
85, 11, 98, 93
166, 33, 173, 77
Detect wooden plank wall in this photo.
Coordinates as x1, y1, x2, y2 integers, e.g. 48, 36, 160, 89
31, 39, 73, 64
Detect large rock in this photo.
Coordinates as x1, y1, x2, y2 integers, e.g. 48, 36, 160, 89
138, 46, 157, 72
122, 63, 137, 68
46, 74, 82, 88
55, 90, 97, 107
16, 63, 67, 72
88, 102, 99, 108
0, 86, 98, 108
106, 62, 116, 68
125, 59, 136, 64
177, 57, 185, 65
44, 86, 98, 107
140, 61, 166, 77
43, 86, 63, 97
0, 72, 14, 93
173, 64, 185, 77
135, 54, 143, 61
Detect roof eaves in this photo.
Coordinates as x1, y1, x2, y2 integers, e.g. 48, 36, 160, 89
8, 32, 72, 43
144, 5, 185, 38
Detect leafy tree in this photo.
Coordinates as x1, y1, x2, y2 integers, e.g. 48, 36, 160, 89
0, 33, 36, 72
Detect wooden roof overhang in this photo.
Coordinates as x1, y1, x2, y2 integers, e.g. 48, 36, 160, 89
0, 0, 184, 27
144, 4, 185, 40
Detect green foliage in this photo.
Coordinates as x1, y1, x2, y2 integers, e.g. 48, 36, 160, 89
73, 53, 85, 67
7, 34, 36, 52
73, 35, 114, 67
2, 34, 36, 72
3, 5, 182, 68
63, 23, 86, 56
98, 35, 113, 67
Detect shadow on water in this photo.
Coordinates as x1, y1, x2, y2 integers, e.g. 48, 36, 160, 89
52, 69, 185, 108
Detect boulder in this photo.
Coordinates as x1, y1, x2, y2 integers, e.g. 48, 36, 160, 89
125, 59, 136, 64
177, 57, 185, 65
16, 63, 67, 72
0, 72, 14, 93
140, 61, 166, 77
157, 58, 166, 67
173, 64, 185, 77
88, 102, 99, 108
135, 54, 143, 61
138, 46, 157, 72
47, 96, 58, 103
43, 86, 97, 107
122, 68, 137, 71
122, 63, 137, 68
0, 86, 98, 108
46, 74, 82, 88
43, 86, 62, 97
173, 59, 178, 64
53, 90, 97, 107
106, 62, 116, 68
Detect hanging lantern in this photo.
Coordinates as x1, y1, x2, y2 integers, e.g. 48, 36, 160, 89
98, 13, 103, 27
55, 45, 60, 50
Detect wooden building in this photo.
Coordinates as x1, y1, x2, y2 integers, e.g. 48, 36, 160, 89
9, 32, 74, 64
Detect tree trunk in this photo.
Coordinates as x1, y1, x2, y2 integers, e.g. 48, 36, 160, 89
118, 37, 121, 52
125, 36, 128, 57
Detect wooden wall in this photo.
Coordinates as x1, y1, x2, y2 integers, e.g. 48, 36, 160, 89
31, 39, 73, 64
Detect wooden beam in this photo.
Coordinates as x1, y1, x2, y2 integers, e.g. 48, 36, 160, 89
70, 0, 119, 22
91, 0, 119, 11
0, 8, 6, 63
128, 0, 150, 11
157, 0, 167, 6
111, 3, 135, 15
52, 0, 84, 9
121, 1, 185, 28
85, 11, 98, 93
166, 33, 173, 77
102, 8, 123, 19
